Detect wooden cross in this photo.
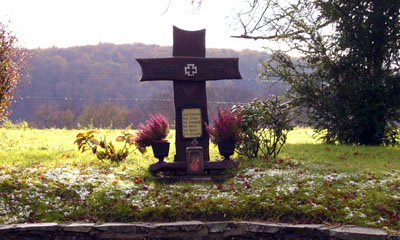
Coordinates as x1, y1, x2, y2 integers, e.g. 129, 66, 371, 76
137, 26, 242, 169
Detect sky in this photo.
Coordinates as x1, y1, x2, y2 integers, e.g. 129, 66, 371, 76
1, 0, 267, 51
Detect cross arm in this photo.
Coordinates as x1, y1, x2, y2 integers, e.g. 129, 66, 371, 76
136, 57, 242, 81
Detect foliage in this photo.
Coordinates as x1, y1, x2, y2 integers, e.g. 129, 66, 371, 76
232, 98, 293, 159
205, 107, 242, 144
0, 22, 28, 121
233, 0, 400, 145
134, 114, 170, 152
311, 0, 400, 145
74, 130, 134, 163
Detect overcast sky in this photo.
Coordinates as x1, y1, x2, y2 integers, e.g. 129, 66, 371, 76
1, 0, 267, 51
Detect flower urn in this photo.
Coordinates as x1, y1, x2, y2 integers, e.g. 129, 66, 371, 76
217, 140, 235, 160
151, 141, 170, 162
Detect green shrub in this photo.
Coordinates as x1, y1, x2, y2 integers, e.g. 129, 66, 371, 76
232, 98, 294, 159
74, 130, 134, 164
0, 118, 29, 129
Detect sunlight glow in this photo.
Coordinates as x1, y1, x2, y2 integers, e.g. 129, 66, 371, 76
1, 0, 267, 51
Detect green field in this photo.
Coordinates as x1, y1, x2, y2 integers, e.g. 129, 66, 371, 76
1, 126, 400, 231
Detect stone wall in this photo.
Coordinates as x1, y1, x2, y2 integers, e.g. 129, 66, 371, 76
0, 221, 399, 240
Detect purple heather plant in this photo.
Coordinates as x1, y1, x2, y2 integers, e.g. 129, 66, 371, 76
134, 114, 170, 151
206, 107, 242, 144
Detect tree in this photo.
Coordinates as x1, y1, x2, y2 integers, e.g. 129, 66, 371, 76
77, 102, 130, 129
0, 22, 28, 121
48, 109, 75, 129
32, 103, 58, 128
232, 0, 400, 145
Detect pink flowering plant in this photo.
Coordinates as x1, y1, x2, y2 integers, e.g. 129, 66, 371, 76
134, 114, 170, 152
205, 107, 242, 144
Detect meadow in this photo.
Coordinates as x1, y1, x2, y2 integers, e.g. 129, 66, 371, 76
1, 125, 400, 232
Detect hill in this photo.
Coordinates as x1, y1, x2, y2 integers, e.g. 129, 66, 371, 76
9, 43, 288, 128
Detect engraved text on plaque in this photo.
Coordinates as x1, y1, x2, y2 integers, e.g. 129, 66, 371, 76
182, 108, 202, 138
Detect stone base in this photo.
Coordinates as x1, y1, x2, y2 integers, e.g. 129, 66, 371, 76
0, 221, 395, 240
149, 158, 238, 179
153, 175, 229, 184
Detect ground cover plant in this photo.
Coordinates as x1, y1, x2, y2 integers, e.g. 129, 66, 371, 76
1, 125, 400, 231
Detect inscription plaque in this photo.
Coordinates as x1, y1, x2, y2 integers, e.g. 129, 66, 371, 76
182, 108, 202, 138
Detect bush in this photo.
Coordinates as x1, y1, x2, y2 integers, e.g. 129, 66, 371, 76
232, 98, 294, 159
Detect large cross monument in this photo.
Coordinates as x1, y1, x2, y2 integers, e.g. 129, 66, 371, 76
137, 26, 242, 175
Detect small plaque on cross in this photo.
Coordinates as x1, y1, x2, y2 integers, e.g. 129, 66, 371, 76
182, 108, 202, 139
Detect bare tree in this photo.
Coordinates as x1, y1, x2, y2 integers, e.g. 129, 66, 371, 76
229, 0, 400, 145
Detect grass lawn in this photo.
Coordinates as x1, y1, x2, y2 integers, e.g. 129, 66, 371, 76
1, 126, 400, 231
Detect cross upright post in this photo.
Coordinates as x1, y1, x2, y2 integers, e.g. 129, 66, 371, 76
137, 26, 242, 175
172, 26, 209, 163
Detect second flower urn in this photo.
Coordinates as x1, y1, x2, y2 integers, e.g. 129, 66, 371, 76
217, 140, 235, 160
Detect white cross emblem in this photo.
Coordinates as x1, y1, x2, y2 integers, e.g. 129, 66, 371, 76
184, 64, 198, 77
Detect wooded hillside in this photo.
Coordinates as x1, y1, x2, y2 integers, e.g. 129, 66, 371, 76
9, 43, 287, 128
